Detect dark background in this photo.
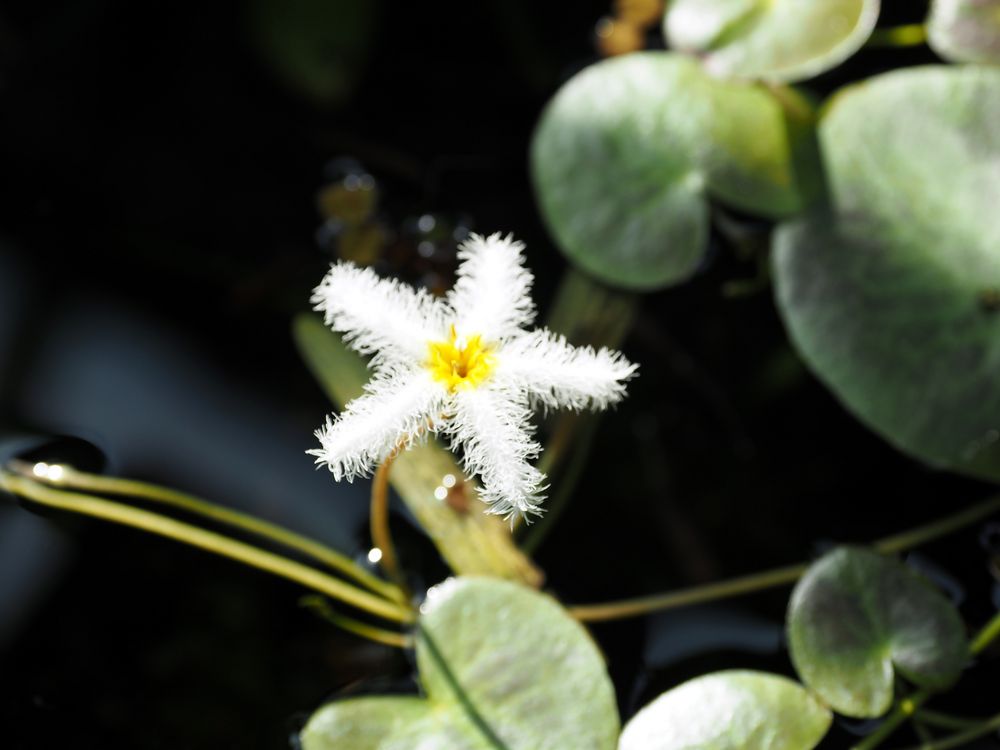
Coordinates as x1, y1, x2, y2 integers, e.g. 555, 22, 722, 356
0, 1, 996, 748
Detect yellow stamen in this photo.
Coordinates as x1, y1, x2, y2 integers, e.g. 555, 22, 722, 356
427, 325, 495, 391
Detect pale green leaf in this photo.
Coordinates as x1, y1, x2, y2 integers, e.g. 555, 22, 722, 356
665, 0, 880, 82
531, 52, 816, 291
619, 670, 830, 750
773, 65, 1000, 480
302, 578, 619, 749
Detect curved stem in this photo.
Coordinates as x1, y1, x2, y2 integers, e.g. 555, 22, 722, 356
569, 494, 1000, 622
8, 459, 405, 605
520, 415, 599, 554
912, 718, 934, 745
873, 495, 1000, 556
970, 607, 1000, 656
1, 471, 415, 624
300, 595, 413, 649
567, 563, 806, 622
852, 692, 931, 750
510, 412, 582, 535
371, 452, 407, 593
896, 711, 1000, 750
866, 23, 927, 49
914, 708, 988, 731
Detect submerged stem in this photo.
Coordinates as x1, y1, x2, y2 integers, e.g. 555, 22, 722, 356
569, 494, 1000, 622
1, 470, 415, 624
520, 415, 600, 554
914, 708, 989, 731
852, 691, 931, 750
8, 459, 406, 604
896, 711, 1000, 750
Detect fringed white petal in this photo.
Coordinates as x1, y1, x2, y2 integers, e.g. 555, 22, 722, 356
447, 233, 536, 344
312, 262, 449, 364
444, 385, 546, 521
309, 367, 446, 481
307, 232, 637, 521
495, 329, 637, 412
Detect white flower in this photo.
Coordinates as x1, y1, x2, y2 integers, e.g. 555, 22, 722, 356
308, 232, 637, 520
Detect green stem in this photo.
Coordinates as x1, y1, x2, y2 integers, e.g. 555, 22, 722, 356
9, 459, 406, 605
896, 711, 1000, 750
300, 595, 413, 649
914, 709, 987, 731
1, 470, 415, 624
874, 495, 1000, 556
866, 23, 927, 48
520, 415, 600, 554
569, 494, 1000, 622
970, 607, 1000, 656
511, 267, 637, 536
567, 563, 805, 622
912, 718, 934, 745
852, 692, 931, 750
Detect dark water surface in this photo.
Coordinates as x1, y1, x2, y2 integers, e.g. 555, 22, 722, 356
0, 1, 997, 748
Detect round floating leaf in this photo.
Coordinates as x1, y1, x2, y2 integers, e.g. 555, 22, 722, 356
531, 52, 816, 291
928, 0, 1000, 63
302, 577, 619, 750
787, 547, 967, 718
773, 65, 1000, 481
302, 697, 488, 749
619, 670, 831, 750
664, 0, 880, 83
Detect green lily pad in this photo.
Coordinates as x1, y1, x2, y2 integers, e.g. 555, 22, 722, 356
773, 65, 1000, 481
531, 52, 816, 291
664, 0, 880, 82
619, 670, 831, 750
787, 547, 967, 718
302, 697, 487, 749
928, 0, 1000, 63
301, 577, 619, 749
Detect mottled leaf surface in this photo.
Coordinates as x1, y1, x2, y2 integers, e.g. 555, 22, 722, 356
302, 578, 619, 750
787, 547, 967, 717
928, 0, 1000, 63
773, 65, 1000, 481
532, 52, 814, 290
619, 670, 831, 750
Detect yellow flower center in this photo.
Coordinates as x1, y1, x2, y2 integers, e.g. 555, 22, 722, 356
427, 325, 495, 391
